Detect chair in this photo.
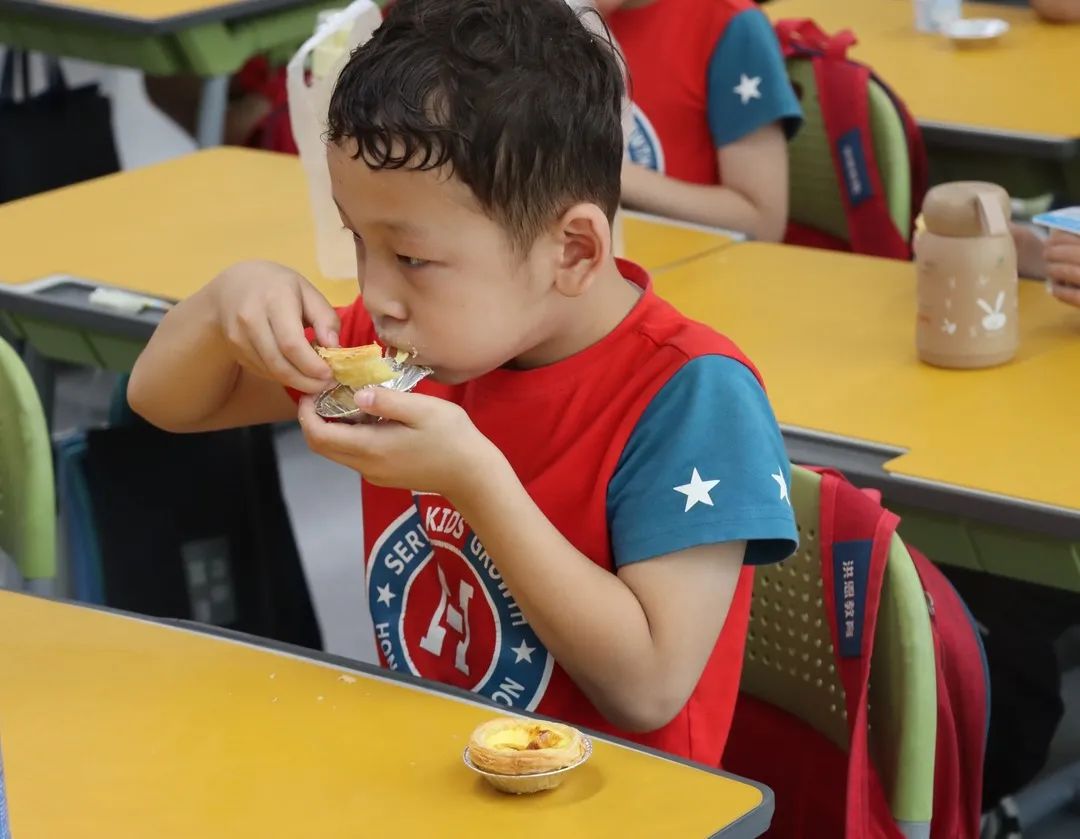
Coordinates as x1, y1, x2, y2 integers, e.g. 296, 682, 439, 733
729, 466, 938, 837
786, 59, 914, 250
0, 336, 56, 589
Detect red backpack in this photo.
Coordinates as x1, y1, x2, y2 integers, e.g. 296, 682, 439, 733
724, 468, 988, 838
776, 19, 928, 260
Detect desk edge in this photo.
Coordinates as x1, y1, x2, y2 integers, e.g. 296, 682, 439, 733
920, 121, 1079, 161
0, 0, 325, 36
783, 425, 1080, 540
4, 591, 775, 837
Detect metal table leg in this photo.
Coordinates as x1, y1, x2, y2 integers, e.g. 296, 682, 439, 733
195, 74, 229, 148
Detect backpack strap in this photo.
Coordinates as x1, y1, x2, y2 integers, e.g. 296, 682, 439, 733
870, 72, 930, 235
775, 18, 856, 58
776, 19, 913, 261
817, 469, 904, 837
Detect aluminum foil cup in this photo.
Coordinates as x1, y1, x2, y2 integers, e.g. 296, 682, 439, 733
313, 355, 432, 424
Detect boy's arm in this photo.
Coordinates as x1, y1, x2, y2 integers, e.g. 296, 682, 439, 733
454, 356, 794, 730
128, 260, 340, 433
621, 124, 790, 241
454, 460, 748, 732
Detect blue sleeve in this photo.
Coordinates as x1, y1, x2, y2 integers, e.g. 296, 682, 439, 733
607, 355, 798, 567
706, 9, 803, 148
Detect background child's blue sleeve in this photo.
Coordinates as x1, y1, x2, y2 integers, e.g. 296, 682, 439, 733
608, 355, 798, 567
706, 9, 803, 148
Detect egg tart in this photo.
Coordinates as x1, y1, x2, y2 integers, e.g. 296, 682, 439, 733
314, 343, 395, 389
467, 717, 586, 776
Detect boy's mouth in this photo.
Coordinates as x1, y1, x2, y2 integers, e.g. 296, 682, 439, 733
376, 336, 420, 365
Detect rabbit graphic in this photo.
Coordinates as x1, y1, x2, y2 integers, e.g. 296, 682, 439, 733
977, 292, 1007, 331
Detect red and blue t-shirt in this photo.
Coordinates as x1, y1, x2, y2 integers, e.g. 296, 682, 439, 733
608, 0, 802, 185
304, 261, 797, 765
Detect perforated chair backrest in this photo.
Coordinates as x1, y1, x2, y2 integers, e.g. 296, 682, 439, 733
741, 466, 936, 831
786, 59, 913, 245
0, 337, 56, 581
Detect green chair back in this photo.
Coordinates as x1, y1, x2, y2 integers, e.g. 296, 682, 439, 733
0, 337, 56, 582
786, 60, 913, 245
741, 466, 937, 835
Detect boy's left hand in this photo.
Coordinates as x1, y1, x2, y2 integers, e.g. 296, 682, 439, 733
297, 389, 500, 500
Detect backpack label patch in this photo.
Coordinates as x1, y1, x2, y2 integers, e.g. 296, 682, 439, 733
836, 128, 874, 208
833, 539, 871, 657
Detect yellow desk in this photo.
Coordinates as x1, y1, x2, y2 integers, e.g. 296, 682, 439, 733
0, 592, 772, 838
0, 148, 732, 306
655, 243, 1080, 584
766, 0, 1080, 157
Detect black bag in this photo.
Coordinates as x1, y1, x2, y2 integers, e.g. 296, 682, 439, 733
80, 416, 323, 651
0, 50, 121, 202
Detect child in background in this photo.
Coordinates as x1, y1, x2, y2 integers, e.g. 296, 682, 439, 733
596, 0, 802, 241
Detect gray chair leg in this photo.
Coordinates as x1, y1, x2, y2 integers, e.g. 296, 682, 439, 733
195, 75, 229, 148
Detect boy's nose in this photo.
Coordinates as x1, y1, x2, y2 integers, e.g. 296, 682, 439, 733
359, 262, 408, 323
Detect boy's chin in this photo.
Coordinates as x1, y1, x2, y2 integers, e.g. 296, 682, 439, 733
426, 367, 469, 386
427, 362, 502, 387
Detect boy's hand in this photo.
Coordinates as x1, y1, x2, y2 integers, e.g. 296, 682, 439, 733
208, 260, 341, 393
1045, 230, 1080, 308
297, 388, 503, 500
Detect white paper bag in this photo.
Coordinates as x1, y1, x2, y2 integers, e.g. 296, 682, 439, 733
287, 1, 383, 279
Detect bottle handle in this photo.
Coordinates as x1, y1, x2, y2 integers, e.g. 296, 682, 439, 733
976, 192, 1009, 237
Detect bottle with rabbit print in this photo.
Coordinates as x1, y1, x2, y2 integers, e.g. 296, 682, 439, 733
914, 181, 1019, 369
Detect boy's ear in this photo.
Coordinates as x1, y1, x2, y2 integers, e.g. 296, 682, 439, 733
550, 203, 612, 298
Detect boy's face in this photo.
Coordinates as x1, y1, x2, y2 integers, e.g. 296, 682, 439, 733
328, 141, 557, 385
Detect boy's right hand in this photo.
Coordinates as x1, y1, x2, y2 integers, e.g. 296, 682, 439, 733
208, 260, 342, 394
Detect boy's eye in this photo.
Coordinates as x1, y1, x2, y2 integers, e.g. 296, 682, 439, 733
397, 255, 429, 268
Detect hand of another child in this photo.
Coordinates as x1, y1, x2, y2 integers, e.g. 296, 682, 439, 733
1045, 230, 1080, 308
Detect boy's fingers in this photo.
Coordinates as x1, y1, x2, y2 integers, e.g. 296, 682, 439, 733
299, 396, 380, 454
268, 295, 334, 382
300, 282, 341, 348
248, 315, 326, 393
353, 387, 433, 426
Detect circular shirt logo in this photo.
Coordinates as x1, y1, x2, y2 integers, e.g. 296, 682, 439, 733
626, 103, 665, 174
367, 507, 553, 710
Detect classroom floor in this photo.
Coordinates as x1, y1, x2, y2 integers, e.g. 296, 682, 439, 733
19, 59, 1080, 838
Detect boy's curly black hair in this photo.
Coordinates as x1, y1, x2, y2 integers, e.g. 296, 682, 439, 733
327, 0, 625, 250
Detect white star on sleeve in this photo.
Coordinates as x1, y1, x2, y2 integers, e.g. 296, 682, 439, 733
674, 468, 721, 512
376, 583, 396, 606
511, 640, 536, 664
771, 467, 790, 505
733, 74, 763, 105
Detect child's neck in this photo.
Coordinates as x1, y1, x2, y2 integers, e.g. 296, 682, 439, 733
514, 259, 643, 369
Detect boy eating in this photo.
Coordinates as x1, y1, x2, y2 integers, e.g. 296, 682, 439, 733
129, 0, 797, 765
